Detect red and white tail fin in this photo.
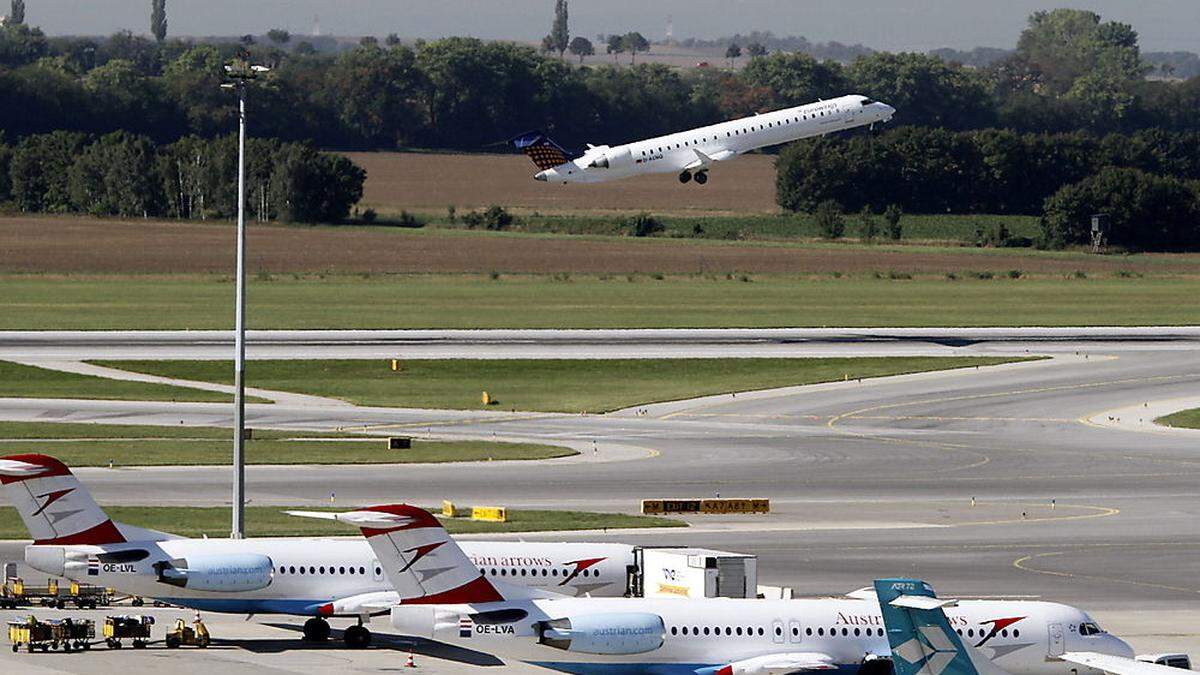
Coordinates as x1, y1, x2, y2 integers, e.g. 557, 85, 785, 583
287, 504, 506, 604
0, 454, 127, 545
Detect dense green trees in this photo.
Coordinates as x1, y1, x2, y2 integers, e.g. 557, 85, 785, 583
777, 127, 1200, 216
1042, 168, 1199, 250
5, 131, 363, 223
1, 10, 1199, 152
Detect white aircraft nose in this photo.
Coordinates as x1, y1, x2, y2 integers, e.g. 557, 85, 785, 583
534, 171, 549, 182
1103, 635, 1136, 659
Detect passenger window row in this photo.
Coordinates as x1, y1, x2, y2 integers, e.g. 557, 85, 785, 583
667, 624, 887, 639
637, 110, 833, 155
275, 565, 381, 577
484, 567, 600, 579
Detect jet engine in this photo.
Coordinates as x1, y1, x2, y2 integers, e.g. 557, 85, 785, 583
536, 612, 664, 655
587, 146, 632, 171
155, 553, 273, 592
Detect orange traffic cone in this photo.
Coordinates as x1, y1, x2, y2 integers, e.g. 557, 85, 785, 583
404, 650, 417, 668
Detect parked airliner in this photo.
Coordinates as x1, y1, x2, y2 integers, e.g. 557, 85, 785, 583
512, 94, 893, 185
0, 454, 634, 648
878, 578, 1187, 675
316, 503, 1139, 675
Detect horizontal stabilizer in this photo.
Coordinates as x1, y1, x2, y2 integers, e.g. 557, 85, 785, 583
891, 594, 959, 611
284, 509, 416, 529
1060, 653, 1183, 675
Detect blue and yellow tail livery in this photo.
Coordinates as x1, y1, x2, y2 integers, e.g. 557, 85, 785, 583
510, 131, 573, 170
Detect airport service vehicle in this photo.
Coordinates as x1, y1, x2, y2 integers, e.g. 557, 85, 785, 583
7, 615, 94, 653
631, 547, 758, 600
877, 578, 1193, 675
512, 94, 894, 185
102, 614, 154, 649
317, 503, 1140, 675
0, 453, 635, 648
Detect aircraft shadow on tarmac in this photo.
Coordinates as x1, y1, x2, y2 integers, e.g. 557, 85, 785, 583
262, 623, 505, 664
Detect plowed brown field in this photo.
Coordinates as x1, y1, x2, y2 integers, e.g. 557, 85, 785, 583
3, 216, 1197, 276
343, 151, 779, 214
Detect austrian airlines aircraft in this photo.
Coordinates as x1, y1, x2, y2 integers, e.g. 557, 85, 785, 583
512, 94, 894, 185
0, 454, 634, 649
327, 503, 1139, 675
878, 578, 1185, 675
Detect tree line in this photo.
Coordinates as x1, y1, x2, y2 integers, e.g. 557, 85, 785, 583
0, 130, 364, 223
776, 127, 1200, 250
0, 9, 1198, 152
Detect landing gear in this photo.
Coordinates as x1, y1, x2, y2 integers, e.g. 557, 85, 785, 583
303, 617, 331, 642
678, 170, 692, 184
343, 623, 372, 649
693, 170, 708, 185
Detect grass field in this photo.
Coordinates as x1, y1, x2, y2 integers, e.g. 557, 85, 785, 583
344, 151, 783, 214
0, 506, 683, 539
94, 357, 1030, 412
1155, 408, 1200, 429
10, 216, 1194, 276
0, 421, 576, 466
0, 360, 233, 402
3, 274, 1197, 329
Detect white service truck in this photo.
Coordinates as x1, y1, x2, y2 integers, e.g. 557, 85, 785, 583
628, 547, 758, 599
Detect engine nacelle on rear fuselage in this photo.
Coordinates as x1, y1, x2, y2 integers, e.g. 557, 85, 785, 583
586, 146, 633, 171
155, 553, 273, 592
537, 612, 664, 655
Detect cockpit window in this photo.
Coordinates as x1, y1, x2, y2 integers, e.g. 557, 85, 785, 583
1079, 622, 1103, 636
861, 99, 876, 106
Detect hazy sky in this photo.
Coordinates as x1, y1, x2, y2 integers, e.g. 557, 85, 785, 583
13, 1, 1200, 52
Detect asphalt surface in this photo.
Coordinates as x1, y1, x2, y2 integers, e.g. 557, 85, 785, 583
1, 328, 1199, 671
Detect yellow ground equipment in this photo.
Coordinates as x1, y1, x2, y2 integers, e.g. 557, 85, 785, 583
165, 615, 210, 648
103, 614, 154, 649
8, 615, 94, 652
1, 577, 111, 609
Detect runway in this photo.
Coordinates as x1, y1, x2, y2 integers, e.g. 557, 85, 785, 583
1, 328, 1199, 662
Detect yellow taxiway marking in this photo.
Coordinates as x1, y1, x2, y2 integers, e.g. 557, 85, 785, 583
1013, 551, 1200, 595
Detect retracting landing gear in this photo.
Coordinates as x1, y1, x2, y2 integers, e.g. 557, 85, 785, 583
344, 618, 372, 649
303, 617, 331, 642
678, 170, 692, 184
693, 170, 709, 185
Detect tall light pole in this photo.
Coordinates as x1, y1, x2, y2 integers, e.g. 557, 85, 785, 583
222, 58, 269, 539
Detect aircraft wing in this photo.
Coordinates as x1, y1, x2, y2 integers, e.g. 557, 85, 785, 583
1060, 653, 1186, 675
713, 651, 839, 674
683, 148, 739, 171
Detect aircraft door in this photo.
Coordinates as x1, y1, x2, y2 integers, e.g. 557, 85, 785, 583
789, 620, 803, 643
1048, 623, 1065, 657
772, 620, 785, 644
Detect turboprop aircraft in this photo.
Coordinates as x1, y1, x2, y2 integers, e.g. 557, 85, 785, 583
877, 578, 1191, 675
512, 94, 894, 185
0, 454, 634, 648
317, 503, 1138, 675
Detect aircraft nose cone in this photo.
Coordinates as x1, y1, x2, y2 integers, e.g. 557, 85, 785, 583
1106, 635, 1135, 659
534, 171, 549, 182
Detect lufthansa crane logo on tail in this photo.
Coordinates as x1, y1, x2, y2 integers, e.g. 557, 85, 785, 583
894, 625, 961, 675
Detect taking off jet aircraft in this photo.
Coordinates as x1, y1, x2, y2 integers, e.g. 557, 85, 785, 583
320, 503, 1139, 675
512, 94, 893, 185
0, 454, 634, 648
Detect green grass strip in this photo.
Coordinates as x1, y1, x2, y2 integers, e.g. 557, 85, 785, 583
0, 506, 683, 539
94, 357, 1034, 413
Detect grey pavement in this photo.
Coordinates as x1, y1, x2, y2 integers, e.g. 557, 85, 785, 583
1, 328, 1199, 670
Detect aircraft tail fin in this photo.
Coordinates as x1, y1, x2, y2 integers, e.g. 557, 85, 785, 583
510, 130, 573, 170
874, 578, 1011, 675
0, 454, 128, 545
287, 505, 507, 604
